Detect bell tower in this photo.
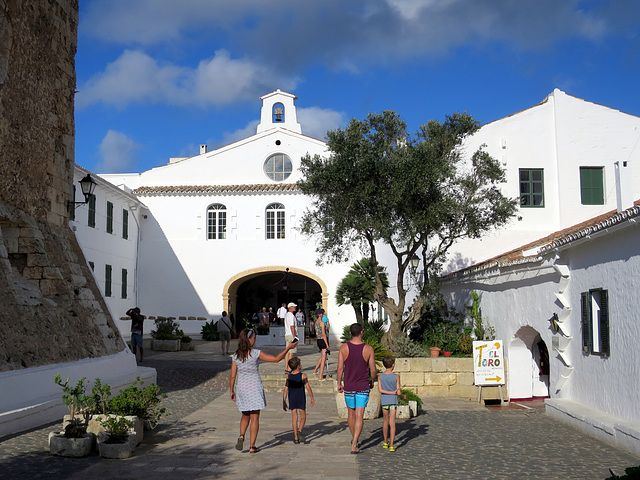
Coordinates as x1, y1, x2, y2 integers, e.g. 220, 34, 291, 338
257, 90, 302, 134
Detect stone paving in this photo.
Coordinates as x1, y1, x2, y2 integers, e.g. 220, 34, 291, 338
0, 340, 638, 479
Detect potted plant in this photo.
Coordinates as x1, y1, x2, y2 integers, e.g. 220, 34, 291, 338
151, 317, 181, 351
109, 377, 167, 430
96, 416, 135, 459
49, 375, 93, 457
201, 320, 219, 341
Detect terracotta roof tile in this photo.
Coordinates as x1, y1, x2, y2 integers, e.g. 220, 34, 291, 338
133, 183, 301, 195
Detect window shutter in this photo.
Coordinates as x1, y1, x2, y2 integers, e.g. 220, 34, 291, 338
599, 290, 610, 356
581, 292, 591, 353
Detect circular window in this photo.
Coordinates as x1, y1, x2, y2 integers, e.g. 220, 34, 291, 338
263, 153, 292, 181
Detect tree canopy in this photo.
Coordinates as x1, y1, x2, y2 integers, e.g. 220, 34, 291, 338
335, 258, 389, 324
298, 110, 517, 344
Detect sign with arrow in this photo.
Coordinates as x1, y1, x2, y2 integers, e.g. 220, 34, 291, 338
473, 340, 505, 386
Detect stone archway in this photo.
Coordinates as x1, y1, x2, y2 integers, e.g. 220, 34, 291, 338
509, 326, 550, 400
222, 266, 328, 324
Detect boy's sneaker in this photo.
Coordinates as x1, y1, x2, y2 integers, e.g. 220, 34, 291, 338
382, 442, 389, 449
388, 446, 396, 452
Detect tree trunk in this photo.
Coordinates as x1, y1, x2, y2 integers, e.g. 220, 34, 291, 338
352, 303, 363, 324
362, 303, 370, 323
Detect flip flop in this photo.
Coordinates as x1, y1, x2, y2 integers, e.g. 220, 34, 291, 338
249, 446, 260, 453
382, 442, 389, 449
297, 432, 305, 443
350, 449, 362, 454
235, 435, 244, 451
293, 438, 300, 444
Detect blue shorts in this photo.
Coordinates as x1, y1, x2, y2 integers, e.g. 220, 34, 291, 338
131, 333, 143, 348
344, 389, 370, 409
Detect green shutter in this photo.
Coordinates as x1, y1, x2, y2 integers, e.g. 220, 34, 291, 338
105, 264, 112, 297
122, 209, 129, 239
88, 195, 96, 228
580, 167, 604, 205
581, 292, 591, 353
599, 290, 609, 356
121, 268, 128, 299
106, 201, 113, 233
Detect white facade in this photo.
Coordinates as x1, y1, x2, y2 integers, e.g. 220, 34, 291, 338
440, 205, 640, 455
100, 91, 357, 339
71, 165, 147, 337
444, 89, 640, 272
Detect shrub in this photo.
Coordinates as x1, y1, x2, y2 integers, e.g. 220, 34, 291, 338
54, 375, 90, 438
109, 377, 167, 429
97, 416, 133, 444
399, 389, 423, 412
86, 377, 112, 415
391, 336, 428, 358
151, 317, 181, 340
201, 320, 219, 341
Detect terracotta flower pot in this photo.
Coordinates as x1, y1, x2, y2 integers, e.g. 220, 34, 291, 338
430, 347, 441, 357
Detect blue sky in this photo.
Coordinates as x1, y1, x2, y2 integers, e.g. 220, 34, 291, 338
75, 0, 640, 174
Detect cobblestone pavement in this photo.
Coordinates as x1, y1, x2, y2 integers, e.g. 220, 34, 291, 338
0, 341, 638, 479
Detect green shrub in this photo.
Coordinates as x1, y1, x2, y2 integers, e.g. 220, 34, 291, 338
605, 465, 640, 480
151, 317, 181, 340
86, 377, 112, 415
391, 336, 428, 358
399, 389, 423, 412
54, 375, 90, 438
201, 320, 219, 341
109, 377, 167, 429
97, 416, 133, 444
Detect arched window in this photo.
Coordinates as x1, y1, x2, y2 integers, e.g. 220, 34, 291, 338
272, 102, 285, 123
263, 153, 292, 181
265, 203, 285, 239
207, 204, 227, 240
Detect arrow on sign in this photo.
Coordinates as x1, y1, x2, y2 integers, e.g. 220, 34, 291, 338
485, 376, 502, 382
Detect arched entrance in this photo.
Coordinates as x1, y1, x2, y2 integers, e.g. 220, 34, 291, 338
223, 267, 328, 327
508, 326, 550, 400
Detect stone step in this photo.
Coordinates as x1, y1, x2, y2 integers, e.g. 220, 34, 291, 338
262, 376, 337, 394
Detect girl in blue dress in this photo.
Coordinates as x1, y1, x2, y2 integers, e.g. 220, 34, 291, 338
283, 357, 315, 443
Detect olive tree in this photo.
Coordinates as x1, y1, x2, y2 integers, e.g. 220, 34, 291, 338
298, 111, 517, 345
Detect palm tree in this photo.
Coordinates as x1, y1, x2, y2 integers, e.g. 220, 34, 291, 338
336, 258, 389, 324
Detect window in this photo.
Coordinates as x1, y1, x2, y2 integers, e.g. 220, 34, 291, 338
263, 153, 292, 181
121, 268, 128, 299
581, 289, 609, 356
273, 102, 285, 123
88, 261, 94, 271
519, 169, 544, 207
105, 264, 112, 297
88, 194, 96, 228
207, 204, 227, 240
580, 167, 604, 205
122, 209, 129, 239
106, 201, 113, 234
266, 203, 285, 239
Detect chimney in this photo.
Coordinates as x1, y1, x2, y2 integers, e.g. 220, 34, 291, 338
614, 160, 633, 212
200, 144, 208, 154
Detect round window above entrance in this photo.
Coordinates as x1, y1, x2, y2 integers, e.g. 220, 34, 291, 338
263, 153, 292, 181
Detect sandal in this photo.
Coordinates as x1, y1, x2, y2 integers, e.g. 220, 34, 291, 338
389, 446, 396, 452
382, 442, 389, 449
293, 438, 300, 444
235, 435, 244, 451
249, 446, 260, 453
297, 432, 305, 443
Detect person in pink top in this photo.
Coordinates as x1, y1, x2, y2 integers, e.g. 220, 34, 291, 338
337, 323, 377, 454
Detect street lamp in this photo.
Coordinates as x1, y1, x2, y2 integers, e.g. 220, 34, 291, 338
410, 254, 420, 271
68, 174, 97, 211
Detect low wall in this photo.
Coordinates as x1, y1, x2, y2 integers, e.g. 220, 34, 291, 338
394, 357, 507, 402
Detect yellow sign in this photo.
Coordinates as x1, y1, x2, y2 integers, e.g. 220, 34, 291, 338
473, 340, 505, 386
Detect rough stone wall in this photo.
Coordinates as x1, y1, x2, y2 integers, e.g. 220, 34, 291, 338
0, 0, 125, 372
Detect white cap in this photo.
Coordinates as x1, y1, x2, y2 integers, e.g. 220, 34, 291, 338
287, 302, 297, 308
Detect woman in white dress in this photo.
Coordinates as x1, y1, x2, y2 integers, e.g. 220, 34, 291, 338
230, 328, 297, 453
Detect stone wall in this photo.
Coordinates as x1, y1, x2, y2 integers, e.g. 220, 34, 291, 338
394, 357, 507, 402
0, 0, 125, 372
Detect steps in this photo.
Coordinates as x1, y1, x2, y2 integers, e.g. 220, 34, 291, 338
262, 374, 337, 394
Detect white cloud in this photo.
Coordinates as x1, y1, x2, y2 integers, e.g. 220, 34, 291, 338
297, 107, 345, 141
95, 130, 141, 173
76, 50, 299, 109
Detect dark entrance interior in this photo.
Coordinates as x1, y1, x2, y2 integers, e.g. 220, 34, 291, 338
234, 270, 322, 324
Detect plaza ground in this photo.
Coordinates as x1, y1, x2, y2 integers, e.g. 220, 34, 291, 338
0, 340, 638, 479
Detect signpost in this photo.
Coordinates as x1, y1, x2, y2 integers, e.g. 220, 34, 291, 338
473, 340, 507, 404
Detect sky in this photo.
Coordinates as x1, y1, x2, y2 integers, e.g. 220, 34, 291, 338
74, 0, 640, 175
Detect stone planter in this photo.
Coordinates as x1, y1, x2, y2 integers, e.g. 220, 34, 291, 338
151, 339, 180, 351
64, 414, 143, 446
180, 341, 192, 351
335, 382, 381, 419
48, 432, 93, 457
97, 431, 136, 459
408, 400, 418, 417
396, 404, 412, 419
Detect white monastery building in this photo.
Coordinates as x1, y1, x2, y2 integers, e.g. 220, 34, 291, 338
72, 89, 640, 455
